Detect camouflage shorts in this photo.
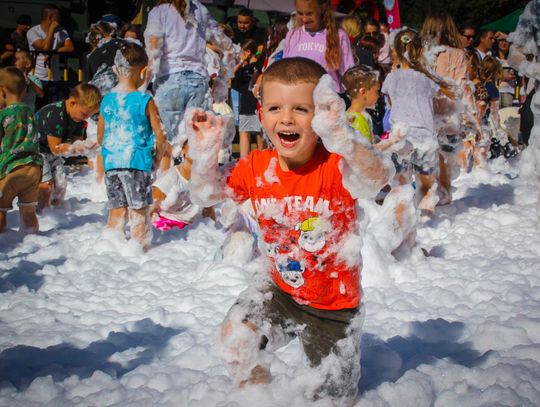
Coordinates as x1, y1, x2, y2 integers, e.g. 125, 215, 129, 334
105, 169, 152, 209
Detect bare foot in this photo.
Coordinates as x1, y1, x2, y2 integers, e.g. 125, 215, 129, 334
239, 365, 272, 387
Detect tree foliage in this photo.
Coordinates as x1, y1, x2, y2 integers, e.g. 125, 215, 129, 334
398, 0, 530, 29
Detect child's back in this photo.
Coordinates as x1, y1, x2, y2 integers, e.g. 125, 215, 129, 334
382, 68, 440, 140
0, 67, 43, 232
0, 103, 41, 177
101, 91, 154, 172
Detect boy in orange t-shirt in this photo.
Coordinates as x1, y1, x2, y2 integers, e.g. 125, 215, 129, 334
187, 57, 390, 400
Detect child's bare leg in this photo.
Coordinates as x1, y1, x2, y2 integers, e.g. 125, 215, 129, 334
159, 143, 173, 173
457, 140, 472, 170
38, 181, 53, 210
217, 313, 271, 386
0, 210, 6, 232
107, 207, 128, 231
129, 207, 152, 250
239, 131, 251, 158
416, 173, 438, 215
18, 205, 39, 233
51, 183, 66, 207
95, 153, 104, 183
438, 153, 452, 205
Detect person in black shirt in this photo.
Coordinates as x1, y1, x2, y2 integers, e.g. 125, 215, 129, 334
36, 84, 101, 209
11, 14, 32, 51
0, 28, 15, 67
232, 8, 266, 50
84, 22, 125, 95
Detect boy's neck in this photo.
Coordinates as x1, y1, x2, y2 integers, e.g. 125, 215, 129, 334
349, 99, 367, 114
4, 94, 22, 106
277, 144, 319, 172
398, 60, 411, 69
115, 75, 139, 92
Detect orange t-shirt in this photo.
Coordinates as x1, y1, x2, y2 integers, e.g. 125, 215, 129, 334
227, 144, 361, 310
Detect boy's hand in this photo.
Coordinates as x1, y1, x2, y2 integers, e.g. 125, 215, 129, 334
312, 74, 355, 155
69, 139, 99, 155
186, 108, 225, 159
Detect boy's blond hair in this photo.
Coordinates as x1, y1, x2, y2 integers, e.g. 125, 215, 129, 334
15, 50, 34, 67
260, 57, 326, 101
69, 83, 102, 110
342, 65, 380, 99
341, 15, 362, 39
0, 66, 27, 98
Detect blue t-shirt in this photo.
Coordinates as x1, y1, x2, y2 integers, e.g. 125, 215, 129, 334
101, 91, 154, 172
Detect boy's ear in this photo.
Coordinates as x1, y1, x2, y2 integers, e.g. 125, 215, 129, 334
140, 66, 148, 80
67, 97, 78, 109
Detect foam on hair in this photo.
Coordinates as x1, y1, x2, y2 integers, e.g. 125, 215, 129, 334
342, 64, 380, 98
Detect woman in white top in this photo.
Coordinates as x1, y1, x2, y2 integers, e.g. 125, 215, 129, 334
145, 0, 234, 170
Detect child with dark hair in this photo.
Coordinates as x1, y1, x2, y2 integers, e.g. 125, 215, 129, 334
97, 42, 166, 250
233, 38, 263, 158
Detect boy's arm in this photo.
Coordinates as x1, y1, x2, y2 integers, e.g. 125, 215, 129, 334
97, 114, 105, 145
30, 22, 58, 51
57, 33, 75, 53
311, 75, 393, 200
146, 98, 166, 164
186, 108, 232, 206
28, 76, 45, 98
48, 131, 95, 157
151, 186, 166, 215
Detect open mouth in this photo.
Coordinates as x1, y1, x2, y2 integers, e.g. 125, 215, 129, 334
278, 132, 300, 147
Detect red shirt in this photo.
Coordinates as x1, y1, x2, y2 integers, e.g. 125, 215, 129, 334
227, 144, 361, 310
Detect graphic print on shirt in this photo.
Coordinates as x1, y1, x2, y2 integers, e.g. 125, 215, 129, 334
258, 194, 332, 289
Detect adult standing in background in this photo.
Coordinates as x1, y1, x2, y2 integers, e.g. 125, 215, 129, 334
0, 29, 15, 67
230, 8, 265, 128
421, 10, 472, 206
377, 20, 392, 69
459, 25, 476, 50
474, 29, 495, 60
232, 8, 266, 51
508, 0, 540, 205
27, 4, 75, 108
11, 15, 32, 51
493, 32, 516, 108
144, 0, 234, 169
284, 0, 354, 94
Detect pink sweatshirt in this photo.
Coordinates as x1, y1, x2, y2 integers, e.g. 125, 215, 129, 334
284, 27, 354, 93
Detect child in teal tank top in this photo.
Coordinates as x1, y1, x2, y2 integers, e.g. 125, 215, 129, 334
97, 42, 166, 251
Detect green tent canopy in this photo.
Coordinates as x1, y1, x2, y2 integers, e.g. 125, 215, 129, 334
482, 8, 524, 32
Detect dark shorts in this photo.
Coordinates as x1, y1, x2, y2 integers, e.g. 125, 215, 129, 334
40, 152, 64, 183
238, 284, 362, 398
438, 134, 463, 154
105, 169, 153, 209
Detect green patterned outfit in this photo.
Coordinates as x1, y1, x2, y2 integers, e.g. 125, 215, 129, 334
0, 103, 42, 181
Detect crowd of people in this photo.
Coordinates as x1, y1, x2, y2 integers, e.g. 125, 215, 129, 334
1, 0, 538, 403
